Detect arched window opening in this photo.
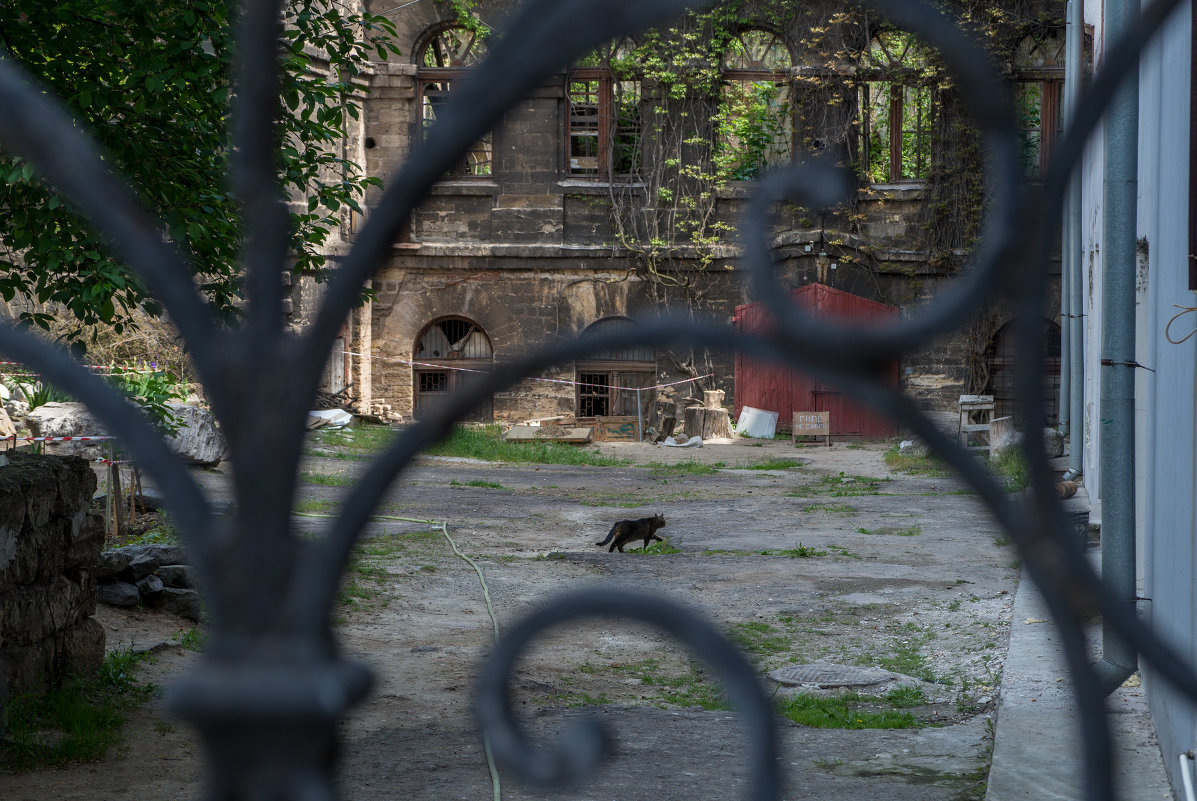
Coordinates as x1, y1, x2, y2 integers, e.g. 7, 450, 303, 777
988, 319, 1061, 426
418, 24, 492, 176
1013, 31, 1066, 177
859, 30, 935, 183
719, 29, 794, 181
575, 317, 656, 420
566, 39, 641, 178
413, 317, 494, 421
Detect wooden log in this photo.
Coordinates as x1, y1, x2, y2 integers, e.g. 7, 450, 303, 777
703, 389, 725, 409
684, 406, 732, 440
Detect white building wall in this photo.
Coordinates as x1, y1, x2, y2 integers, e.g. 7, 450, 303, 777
1137, 0, 1197, 790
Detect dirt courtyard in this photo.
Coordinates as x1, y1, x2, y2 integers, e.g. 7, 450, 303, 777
2, 435, 1018, 801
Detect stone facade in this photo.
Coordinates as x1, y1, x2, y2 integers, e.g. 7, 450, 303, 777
0, 452, 105, 700
295, 1, 1064, 429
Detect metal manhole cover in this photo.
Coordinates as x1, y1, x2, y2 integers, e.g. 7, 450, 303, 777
767, 663, 895, 688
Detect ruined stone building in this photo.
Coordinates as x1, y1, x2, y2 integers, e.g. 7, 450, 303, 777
301, 0, 1069, 432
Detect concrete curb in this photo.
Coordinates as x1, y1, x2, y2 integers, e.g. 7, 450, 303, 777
986, 564, 1173, 800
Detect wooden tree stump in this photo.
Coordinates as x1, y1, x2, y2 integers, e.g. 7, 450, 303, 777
684, 405, 732, 440
703, 389, 725, 409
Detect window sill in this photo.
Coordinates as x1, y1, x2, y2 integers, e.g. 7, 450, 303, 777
558, 179, 646, 193
859, 182, 926, 200
429, 180, 500, 197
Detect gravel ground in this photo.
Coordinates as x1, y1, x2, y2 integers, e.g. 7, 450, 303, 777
1, 434, 1019, 801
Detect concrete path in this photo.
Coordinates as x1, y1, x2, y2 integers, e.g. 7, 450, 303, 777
986, 561, 1174, 801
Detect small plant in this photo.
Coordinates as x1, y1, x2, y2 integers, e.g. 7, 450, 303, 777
300, 470, 355, 486
172, 626, 205, 652
884, 685, 927, 708
449, 479, 504, 489
105, 363, 187, 435
728, 621, 791, 656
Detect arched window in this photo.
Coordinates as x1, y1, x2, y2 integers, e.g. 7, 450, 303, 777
413, 317, 494, 420
566, 39, 641, 178
859, 30, 935, 183
575, 317, 656, 419
1013, 32, 1066, 176
719, 29, 794, 180
418, 24, 492, 176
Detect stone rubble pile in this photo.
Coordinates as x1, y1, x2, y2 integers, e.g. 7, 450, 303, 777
96, 544, 203, 621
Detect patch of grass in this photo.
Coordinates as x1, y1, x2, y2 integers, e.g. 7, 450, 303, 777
884, 685, 927, 708
294, 498, 339, 514
728, 621, 792, 656
993, 534, 1012, 547
857, 525, 922, 537
795, 472, 893, 498
771, 544, 827, 558
0, 647, 155, 772
827, 544, 862, 559
640, 537, 682, 555
449, 479, 505, 489
645, 460, 722, 475
300, 470, 355, 487
990, 447, 1029, 491
883, 446, 953, 477
737, 458, 805, 471
875, 640, 937, 683
778, 692, 923, 729
424, 424, 627, 466
172, 627, 205, 652
610, 660, 729, 711
305, 424, 396, 459
802, 502, 857, 515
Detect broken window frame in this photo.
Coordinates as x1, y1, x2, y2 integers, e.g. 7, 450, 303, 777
566, 67, 642, 179
718, 29, 796, 181
1012, 32, 1067, 178
575, 318, 655, 420
858, 31, 936, 184
413, 316, 495, 421
418, 25, 493, 177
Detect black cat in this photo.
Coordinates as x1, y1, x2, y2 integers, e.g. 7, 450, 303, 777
596, 513, 667, 552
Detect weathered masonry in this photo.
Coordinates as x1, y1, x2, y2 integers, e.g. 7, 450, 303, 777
296, 0, 1072, 429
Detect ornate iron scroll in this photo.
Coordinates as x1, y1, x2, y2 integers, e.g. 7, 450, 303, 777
0, 0, 1194, 799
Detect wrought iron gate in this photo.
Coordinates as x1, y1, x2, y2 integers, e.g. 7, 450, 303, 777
0, 0, 1193, 799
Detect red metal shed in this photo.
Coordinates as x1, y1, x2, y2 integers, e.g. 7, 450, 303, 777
732, 284, 899, 439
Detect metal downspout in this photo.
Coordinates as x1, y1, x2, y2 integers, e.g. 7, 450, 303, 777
1095, 0, 1140, 695
1063, 0, 1086, 483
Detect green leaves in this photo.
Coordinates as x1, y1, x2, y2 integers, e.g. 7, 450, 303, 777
0, 0, 400, 335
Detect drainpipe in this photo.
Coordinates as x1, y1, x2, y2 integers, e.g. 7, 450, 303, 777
1062, 0, 1086, 483
1095, 0, 1139, 695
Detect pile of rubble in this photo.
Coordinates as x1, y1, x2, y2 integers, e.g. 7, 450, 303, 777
96, 544, 203, 621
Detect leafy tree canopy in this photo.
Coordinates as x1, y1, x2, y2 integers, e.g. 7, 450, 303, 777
0, 0, 399, 338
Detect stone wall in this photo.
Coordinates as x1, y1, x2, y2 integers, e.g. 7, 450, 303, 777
0, 452, 105, 700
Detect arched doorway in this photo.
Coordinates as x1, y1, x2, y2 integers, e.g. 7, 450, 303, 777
575, 317, 656, 420
988, 319, 1061, 426
413, 317, 494, 421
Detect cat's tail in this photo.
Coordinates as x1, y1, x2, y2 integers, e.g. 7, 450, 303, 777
596, 525, 616, 546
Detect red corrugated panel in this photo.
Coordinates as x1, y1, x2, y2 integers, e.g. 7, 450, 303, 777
734, 284, 899, 438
